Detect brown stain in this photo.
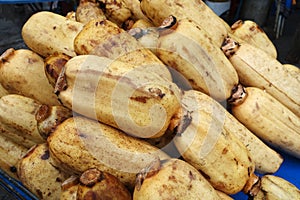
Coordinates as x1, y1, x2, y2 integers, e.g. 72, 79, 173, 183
79, 132, 88, 138
188, 170, 196, 181
158, 184, 168, 196
56, 177, 63, 183
80, 45, 89, 54
222, 147, 228, 154
40, 150, 50, 160
89, 39, 101, 48
54, 66, 68, 94
213, 182, 227, 191
168, 84, 176, 95
168, 175, 177, 183
223, 173, 228, 178
129, 96, 150, 103
234, 158, 239, 166
248, 156, 252, 163
171, 161, 177, 171
67, 24, 79, 32
249, 25, 256, 32
280, 139, 294, 146
256, 25, 264, 33
255, 102, 260, 110
36, 189, 43, 199
27, 57, 38, 64
248, 166, 254, 177
175, 111, 192, 135
175, 2, 183, 8
188, 79, 196, 86
35, 105, 51, 122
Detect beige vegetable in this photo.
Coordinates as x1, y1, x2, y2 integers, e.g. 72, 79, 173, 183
133, 158, 221, 200
75, 0, 106, 24
97, 0, 132, 26
47, 116, 170, 190
0, 94, 45, 146
182, 90, 283, 174
97, 0, 150, 26
230, 20, 277, 58
54, 55, 181, 138
17, 143, 70, 200
229, 85, 300, 159
22, 11, 84, 57
0, 134, 28, 179
0, 48, 61, 105
0, 94, 72, 147
74, 19, 172, 81
254, 175, 300, 200
222, 36, 300, 118
140, 0, 230, 46
153, 16, 238, 101
77, 168, 132, 200
173, 90, 257, 195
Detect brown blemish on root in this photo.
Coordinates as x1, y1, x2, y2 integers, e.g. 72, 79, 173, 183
168, 175, 177, 183
54, 66, 68, 94
175, 110, 192, 135
36, 105, 51, 123
130, 96, 150, 103
67, 24, 79, 32
222, 147, 228, 154
188, 171, 196, 181
40, 150, 50, 160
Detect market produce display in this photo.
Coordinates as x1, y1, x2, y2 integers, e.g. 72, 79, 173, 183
0, 0, 299, 199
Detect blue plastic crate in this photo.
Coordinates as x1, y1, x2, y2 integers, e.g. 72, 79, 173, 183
0, 169, 39, 200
